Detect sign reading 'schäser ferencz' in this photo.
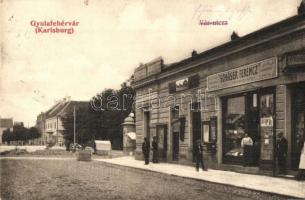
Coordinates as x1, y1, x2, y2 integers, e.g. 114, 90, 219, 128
207, 57, 277, 91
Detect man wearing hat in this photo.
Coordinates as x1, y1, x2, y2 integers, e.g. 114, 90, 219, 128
277, 132, 288, 175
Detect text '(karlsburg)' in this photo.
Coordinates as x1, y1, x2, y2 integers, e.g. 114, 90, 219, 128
30, 20, 79, 34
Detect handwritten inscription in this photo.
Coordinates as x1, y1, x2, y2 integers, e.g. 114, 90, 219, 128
193, 3, 252, 21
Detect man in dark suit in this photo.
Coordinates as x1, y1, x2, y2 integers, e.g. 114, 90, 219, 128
277, 132, 288, 174
194, 139, 207, 171
142, 137, 150, 165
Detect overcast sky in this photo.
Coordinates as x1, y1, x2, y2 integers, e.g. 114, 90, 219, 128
0, 0, 301, 126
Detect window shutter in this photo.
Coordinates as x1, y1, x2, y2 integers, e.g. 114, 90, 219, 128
188, 74, 200, 89
179, 117, 186, 141
168, 82, 176, 93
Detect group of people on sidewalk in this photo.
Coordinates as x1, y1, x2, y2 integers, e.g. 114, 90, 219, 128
142, 137, 159, 165
142, 137, 207, 171
241, 132, 305, 180
143, 131, 305, 179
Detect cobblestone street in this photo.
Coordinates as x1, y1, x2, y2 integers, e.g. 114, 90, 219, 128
0, 159, 289, 200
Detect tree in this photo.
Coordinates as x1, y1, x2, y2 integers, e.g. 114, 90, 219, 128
62, 105, 99, 150
90, 82, 135, 149
2, 128, 11, 144
62, 81, 135, 150
27, 127, 41, 140
13, 124, 28, 142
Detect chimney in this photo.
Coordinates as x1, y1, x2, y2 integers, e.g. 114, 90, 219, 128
231, 31, 240, 41
298, 0, 305, 14
191, 50, 198, 57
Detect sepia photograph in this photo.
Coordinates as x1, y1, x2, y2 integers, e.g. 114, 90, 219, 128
1, 0, 305, 199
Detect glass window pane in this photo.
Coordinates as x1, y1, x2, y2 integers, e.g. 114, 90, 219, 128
224, 96, 245, 159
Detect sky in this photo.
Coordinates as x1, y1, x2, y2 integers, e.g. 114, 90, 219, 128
0, 0, 301, 126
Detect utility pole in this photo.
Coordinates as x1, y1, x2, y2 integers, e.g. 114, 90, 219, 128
28, 122, 31, 145
73, 105, 76, 145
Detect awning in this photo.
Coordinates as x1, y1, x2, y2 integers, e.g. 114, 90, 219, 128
127, 132, 136, 140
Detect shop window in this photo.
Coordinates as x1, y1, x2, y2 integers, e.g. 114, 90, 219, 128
260, 94, 274, 118
224, 96, 245, 160
156, 124, 168, 159
172, 106, 179, 119
203, 121, 210, 143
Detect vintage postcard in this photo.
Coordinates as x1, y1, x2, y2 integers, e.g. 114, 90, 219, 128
1, 0, 305, 199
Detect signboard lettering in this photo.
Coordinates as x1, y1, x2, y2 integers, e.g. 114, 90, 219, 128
207, 57, 277, 91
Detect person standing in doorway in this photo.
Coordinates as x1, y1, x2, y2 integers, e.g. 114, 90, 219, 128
277, 132, 288, 175
194, 139, 207, 171
241, 133, 253, 166
142, 137, 150, 165
152, 136, 159, 163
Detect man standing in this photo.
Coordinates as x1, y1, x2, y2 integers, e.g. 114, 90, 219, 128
277, 132, 288, 175
142, 137, 150, 165
241, 133, 253, 166
152, 136, 159, 163
194, 139, 207, 171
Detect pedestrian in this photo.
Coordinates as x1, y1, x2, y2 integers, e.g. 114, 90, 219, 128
296, 141, 305, 181
142, 137, 150, 165
277, 132, 288, 175
152, 136, 159, 163
194, 139, 207, 171
241, 133, 253, 166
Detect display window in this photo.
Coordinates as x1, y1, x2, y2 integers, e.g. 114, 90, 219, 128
222, 89, 273, 165
223, 96, 246, 160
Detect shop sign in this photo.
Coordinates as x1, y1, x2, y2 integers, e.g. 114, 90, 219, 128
207, 57, 277, 91
175, 78, 189, 91
260, 117, 273, 127
287, 52, 305, 66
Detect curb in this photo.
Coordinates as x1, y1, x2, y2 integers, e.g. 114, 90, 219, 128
93, 159, 301, 199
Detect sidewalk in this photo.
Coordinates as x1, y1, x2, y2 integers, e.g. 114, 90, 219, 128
94, 156, 305, 199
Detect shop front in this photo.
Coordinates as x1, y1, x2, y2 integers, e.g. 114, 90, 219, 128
132, 12, 305, 176
221, 88, 275, 168
207, 57, 278, 169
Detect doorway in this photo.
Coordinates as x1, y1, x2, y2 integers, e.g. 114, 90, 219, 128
291, 83, 305, 169
144, 111, 150, 144
173, 131, 179, 161
171, 106, 180, 161
192, 102, 202, 162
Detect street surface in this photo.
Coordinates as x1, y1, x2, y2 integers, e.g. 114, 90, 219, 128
0, 159, 288, 200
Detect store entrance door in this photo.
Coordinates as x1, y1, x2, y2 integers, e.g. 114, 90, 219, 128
192, 105, 202, 162
291, 84, 305, 169
172, 132, 179, 161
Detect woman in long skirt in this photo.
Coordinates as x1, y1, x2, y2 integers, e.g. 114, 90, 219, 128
296, 141, 305, 181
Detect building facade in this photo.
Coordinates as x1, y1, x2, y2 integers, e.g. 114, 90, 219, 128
132, 13, 305, 174
37, 98, 89, 146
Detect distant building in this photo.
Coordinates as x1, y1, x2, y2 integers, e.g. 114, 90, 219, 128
13, 121, 24, 126
37, 98, 89, 146
0, 117, 13, 144
36, 112, 47, 145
